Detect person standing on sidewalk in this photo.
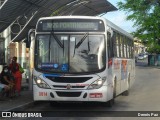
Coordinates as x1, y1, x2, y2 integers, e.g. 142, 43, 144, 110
9, 56, 22, 96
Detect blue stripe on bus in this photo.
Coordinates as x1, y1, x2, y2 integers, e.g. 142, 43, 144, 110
43, 74, 61, 77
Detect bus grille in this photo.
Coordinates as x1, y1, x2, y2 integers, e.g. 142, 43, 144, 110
45, 76, 92, 83
56, 91, 81, 97
53, 85, 85, 89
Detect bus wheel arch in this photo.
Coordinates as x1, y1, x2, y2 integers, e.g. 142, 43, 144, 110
122, 73, 130, 96
106, 76, 117, 107
107, 76, 117, 107
103, 76, 116, 107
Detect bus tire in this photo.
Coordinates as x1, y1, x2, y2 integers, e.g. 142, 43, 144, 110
106, 78, 116, 107
122, 89, 129, 96
113, 78, 117, 98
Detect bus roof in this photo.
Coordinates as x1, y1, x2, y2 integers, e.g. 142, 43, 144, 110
38, 16, 104, 21
105, 19, 133, 39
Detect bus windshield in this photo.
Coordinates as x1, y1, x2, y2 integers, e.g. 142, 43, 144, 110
35, 33, 106, 73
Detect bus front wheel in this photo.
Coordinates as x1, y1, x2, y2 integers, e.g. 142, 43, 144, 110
105, 79, 116, 107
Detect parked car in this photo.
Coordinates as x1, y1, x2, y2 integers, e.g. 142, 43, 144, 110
143, 52, 149, 58
137, 53, 144, 60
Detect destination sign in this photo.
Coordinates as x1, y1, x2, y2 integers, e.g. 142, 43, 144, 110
37, 19, 105, 32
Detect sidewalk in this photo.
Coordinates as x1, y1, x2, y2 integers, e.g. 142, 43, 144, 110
0, 82, 34, 111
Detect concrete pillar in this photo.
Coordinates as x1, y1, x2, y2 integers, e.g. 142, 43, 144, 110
16, 42, 20, 63
21, 42, 26, 68
3, 27, 11, 65
0, 66, 2, 72
0, 26, 11, 71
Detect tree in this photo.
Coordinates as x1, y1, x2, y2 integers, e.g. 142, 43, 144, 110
117, 0, 160, 45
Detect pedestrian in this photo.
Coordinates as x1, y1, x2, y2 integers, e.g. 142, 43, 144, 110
9, 56, 22, 96
0, 66, 15, 98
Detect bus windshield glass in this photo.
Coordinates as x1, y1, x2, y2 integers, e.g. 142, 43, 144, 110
35, 34, 106, 73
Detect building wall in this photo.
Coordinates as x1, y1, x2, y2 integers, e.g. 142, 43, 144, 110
0, 27, 28, 71
0, 27, 11, 72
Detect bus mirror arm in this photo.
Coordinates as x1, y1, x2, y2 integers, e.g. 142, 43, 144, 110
27, 29, 35, 48
73, 38, 76, 57
51, 32, 64, 48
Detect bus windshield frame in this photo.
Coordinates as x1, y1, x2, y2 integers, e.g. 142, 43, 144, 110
34, 32, 106, 74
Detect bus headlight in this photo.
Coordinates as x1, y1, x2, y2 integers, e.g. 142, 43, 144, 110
87, 77, 106, 90
34, 76, 51, 89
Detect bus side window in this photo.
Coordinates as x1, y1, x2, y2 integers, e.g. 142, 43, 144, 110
107, 32, 113, 59
120, 35, 124, 58
128, 39, 132, 58
114, 32, 119, 58
131, 40, 134, 58
124, 37, 128, 58
111, 31, 116, 57
115, 33, 120, 58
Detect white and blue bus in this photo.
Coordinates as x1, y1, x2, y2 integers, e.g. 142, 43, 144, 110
30, 16, 135, 106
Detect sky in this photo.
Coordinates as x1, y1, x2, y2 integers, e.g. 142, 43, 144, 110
103, 0, 136, 33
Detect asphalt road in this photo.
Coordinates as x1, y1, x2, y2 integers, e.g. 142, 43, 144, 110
9, 59, 160, 120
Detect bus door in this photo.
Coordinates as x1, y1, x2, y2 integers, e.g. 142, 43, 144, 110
28, 29, 35, 90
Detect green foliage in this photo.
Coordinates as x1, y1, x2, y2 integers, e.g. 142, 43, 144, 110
117, 0, 160, 43
147, 44, 160, 54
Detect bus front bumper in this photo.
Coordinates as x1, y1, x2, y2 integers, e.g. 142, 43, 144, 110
33, 85, 113, 102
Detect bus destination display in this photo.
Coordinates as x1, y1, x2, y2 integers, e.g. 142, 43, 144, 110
37, 19, 105, 32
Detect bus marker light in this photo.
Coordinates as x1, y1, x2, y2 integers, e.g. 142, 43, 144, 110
89, 93, 103, 98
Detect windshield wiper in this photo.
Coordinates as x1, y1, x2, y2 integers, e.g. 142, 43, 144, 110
73, 38, 76, 57
75, 32, 88, 48
51, 32, 64, 48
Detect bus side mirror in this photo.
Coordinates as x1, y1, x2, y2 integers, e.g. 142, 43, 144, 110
27, 29, 35, 48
